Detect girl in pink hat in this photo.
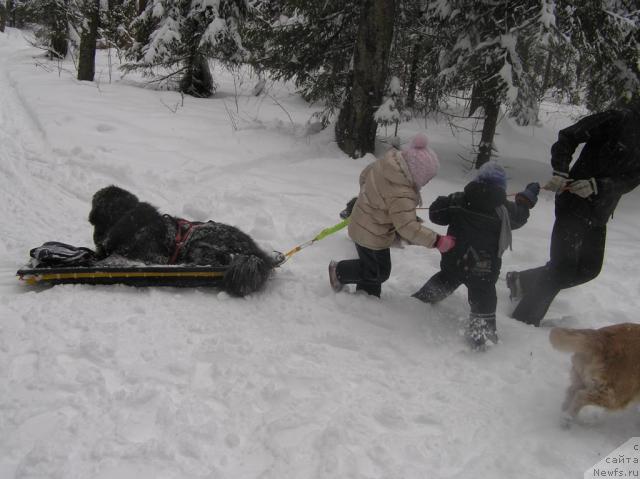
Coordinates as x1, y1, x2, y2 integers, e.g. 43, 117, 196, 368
329, 134, 455, 297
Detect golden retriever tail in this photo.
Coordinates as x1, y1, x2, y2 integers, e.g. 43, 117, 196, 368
549, 327, 602, 354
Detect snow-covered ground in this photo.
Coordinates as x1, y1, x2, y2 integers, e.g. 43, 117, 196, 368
1, 28, 639, 479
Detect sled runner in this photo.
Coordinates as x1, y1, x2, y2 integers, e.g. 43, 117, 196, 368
16, 264, 226, 287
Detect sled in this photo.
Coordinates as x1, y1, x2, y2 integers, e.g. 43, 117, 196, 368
16, 241, 228, 288
16, 265, 226, 288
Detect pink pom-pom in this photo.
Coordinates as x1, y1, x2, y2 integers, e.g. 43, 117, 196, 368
411, 133, 429, 149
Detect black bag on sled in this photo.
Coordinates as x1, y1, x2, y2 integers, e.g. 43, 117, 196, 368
29, 242, 98, 268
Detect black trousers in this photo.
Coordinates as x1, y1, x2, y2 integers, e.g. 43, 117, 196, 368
335, 243, 391, 297
413, 269, 498, 321
512, 212, 606, 326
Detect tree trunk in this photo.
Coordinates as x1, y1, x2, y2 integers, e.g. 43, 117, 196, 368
335, 0, 397, 158
134, 0, 152, 54
406, 41, 421, 108
575, 59, 583, 86
476, 98, 500, 168
180, 54, 214, 98
471, 69, 502, 169
468, 83, 482, 117
6, 0, 13, 27
50, 3, 68, 59
540, 50, 553, 98
50, 29, 68, 59
0, 2, 6, 33
77, 0, 100, 81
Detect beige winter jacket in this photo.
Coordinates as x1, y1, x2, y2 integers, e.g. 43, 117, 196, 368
348, 149, 439, 250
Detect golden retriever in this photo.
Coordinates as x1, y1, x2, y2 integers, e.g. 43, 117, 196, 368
549, 323, 640, 419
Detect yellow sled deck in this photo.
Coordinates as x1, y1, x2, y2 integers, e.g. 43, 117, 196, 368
17, 265, 226, 288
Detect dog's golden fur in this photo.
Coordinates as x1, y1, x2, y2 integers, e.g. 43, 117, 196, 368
549, 323, 640, 418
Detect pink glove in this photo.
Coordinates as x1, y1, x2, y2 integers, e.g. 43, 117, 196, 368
435, 235, 456, 253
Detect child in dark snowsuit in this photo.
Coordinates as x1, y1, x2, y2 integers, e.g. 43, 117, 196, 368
412, 162, 539, 349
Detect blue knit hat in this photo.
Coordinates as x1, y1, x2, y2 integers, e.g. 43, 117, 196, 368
475, 162, 507, 191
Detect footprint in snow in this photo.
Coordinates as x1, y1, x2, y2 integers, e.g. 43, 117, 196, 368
96, 123, 116, 132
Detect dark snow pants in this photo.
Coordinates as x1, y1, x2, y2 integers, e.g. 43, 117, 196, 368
511, 212, 606, 326
412, 269, 498, 327
335, 243, 391, 297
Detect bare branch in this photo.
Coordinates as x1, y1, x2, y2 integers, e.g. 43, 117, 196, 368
266, 93, 295, 128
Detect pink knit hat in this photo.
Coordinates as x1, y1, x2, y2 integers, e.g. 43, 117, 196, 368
402, 133, 439, 188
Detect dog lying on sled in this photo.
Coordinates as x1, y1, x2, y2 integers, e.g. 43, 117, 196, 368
88, 185, 275, 296
550, 323, 640, 420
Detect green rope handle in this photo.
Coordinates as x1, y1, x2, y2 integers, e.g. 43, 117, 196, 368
313, 217, 350, 241
282, 217, 351, 260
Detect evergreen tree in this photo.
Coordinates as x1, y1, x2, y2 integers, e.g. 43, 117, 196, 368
546, 43, 583, 104
245, 0, 360, 125
555, 0, 639, 111
132, 0, 151, 48
125, 0, 248, 98
374, 76, 410, 144
5, 0, 32, 27
508, 35, 550, 127
101, 0, 137, 52
430, 0, 557, 167
249, 2, 434, 155
385, 0, 443, 113
28, 0, 69, 59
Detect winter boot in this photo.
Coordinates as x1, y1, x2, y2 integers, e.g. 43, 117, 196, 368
506, 271, 522, 301
328, 260, 344, 292
465, 314, 498, 351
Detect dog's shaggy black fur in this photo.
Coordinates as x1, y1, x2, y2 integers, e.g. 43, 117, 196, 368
88, 185, 275, 296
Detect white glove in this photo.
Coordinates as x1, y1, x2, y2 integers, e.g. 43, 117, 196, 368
568, 178, 598, 198
543, 175, 571, 192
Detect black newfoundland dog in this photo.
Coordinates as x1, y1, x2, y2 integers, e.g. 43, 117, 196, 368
88, 185, 275, 296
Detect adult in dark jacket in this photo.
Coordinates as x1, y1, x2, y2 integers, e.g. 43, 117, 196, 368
413, 162, 539, 349
508, 97, 640, 326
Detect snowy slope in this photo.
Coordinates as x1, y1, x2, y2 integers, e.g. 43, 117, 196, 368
1, 29, 639, 479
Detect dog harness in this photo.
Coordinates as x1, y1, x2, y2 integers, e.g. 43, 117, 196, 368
168, 217, 205, 264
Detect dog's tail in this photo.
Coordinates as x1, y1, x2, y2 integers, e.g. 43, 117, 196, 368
549, 327, 602, 354
222, 253, 274, 297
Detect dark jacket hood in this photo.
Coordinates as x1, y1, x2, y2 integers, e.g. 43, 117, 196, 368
463, 181, 506, 213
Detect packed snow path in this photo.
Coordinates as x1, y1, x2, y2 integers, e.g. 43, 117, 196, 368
1, 28, 639, 479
